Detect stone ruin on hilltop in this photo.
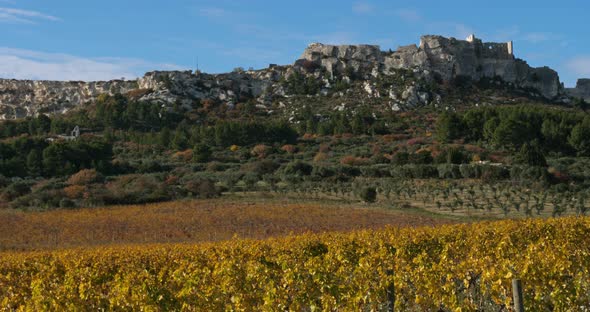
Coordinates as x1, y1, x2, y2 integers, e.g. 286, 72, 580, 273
0, 34, 588, 119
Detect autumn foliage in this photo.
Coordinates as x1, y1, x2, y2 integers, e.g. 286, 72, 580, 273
0, 217, 589, 310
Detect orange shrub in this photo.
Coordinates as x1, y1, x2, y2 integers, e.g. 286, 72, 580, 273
172, 149, 193, 162
340, 155, 370, 166
67, 169, 102, 186
302, 133, 315, 140
281, 144, 297, 154
313, 152, 329, 162
251, 144, 270, 159
63, 185, 85, 199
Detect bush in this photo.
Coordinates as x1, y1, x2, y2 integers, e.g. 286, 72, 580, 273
340, 156, 370, 166
241, 160, 280, 176
283, 161, 313, 176
184, 179, 220, 198
59, 198, 76, 209
411, 150, 433, 164
480, 165, 510, 181
1, 180, 32, 202
313, 152, 329, 162
193, 144, 212, 163
280, 144, 297, 154
251, 144, 271, 159
66, 169, 103, 185
391, 152, 410, 165
358, 186, 377, 203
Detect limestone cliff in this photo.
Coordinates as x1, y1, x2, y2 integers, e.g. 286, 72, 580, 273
0, 34, 584, 120
566, 79, 590, 101
300, 35, 563, 99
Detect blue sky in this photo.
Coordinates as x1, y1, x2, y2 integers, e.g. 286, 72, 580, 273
0, 0, 588, 86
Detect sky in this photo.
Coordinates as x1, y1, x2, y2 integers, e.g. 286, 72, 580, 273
0, 0, 588, 86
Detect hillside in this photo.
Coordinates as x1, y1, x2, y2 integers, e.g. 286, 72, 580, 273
1, 34, 589, 120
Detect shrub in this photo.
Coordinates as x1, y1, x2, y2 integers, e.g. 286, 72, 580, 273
0, 181, 32, 202
59, 198, 76, 209
480, 165, 510, 181
313, 152, 329, 163
358, 186, 377, 203
66, 169, 103, 185
172, 149, 194, 162
370, 153, 390, 165
412, 150, 433, 164
193, 144, 212, 163
184, 179, 220, 198
283, 161, 313, 176
251, 144, 270, 159
63, 185, 86, 199
391, 152, 410, 165
340, 156, 370, 166
241, 160, 280, 176
281, 144, 297, 154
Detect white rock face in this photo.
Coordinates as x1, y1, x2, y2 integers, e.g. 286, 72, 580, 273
0, 34, 569, 119
0, 79, 136, 119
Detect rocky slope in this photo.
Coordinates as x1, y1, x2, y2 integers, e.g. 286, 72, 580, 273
0, 34, 587, 120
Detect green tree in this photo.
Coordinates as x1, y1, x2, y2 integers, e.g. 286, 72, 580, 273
436, 112, 463, 143
26, 149, 43, 176
159, 127, 171, 149
515, 141, 547, 167
569, 118, 590, 156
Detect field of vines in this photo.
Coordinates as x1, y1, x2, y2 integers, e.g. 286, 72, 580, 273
0, 198, 450, 251
1, 217, 589, 311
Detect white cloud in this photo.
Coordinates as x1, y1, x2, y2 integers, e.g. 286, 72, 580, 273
0, 47, 182, 81
394, 9, 422, 22
353, 2, 374, 14
0, 7, 60, 23
565, 56, 590, 77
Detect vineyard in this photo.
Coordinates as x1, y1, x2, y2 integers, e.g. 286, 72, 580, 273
1, 217, 589, 311
0, 197, 452, 251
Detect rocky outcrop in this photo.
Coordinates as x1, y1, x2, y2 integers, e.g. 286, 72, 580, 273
299, 35, 563, 99
0, 34, 575, 119
566, 79, 590, 101
0, 79, 137, 119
